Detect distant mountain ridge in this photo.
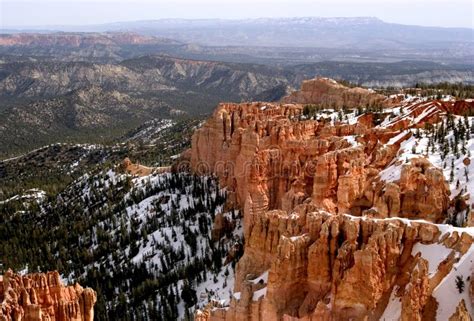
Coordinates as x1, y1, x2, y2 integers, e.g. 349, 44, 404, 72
2, 17, 472, 65
0, 32, 180, 46
5, 17, 471, 47
0, 55, 293, 157
0, 22, 473, 158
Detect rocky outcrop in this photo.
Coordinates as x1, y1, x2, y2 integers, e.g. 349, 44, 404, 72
189, 83, 472, 320
377, 98, 474, 131
121, 157, 170, 176
281, 78, 389, 109
0, 270, 96, 321
400, 259, 429, 321
359, 157, 451, 222
211, 213, 235, 241
448, 300, 472, 321
190, 101, 450, 225
208, 209, 472, 321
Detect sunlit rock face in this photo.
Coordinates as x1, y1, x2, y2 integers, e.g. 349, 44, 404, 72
0, 270, 97, 321
281, 77, 400, 109
189, 79, 474, 320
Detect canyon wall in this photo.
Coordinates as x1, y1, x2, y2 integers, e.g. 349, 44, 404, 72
281, 78, 390, 108
0, 270, 96, 321
189, 78, 473, 320
190, 100, 450, 227
226, 209, 471, 321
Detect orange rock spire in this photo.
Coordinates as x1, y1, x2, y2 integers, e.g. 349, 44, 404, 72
0, 269, 96, 321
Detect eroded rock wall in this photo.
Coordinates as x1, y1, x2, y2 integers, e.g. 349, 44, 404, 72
213, 209, 471, 321
281, 78, 390, 109
189, 79, 470, 320
190, 101, 450, 226
0, 270, 96, 321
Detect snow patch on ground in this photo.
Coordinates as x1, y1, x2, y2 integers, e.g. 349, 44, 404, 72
379, 162, 403, 183
252, 287, 267, 301
432, 245, 474, 320
380, 287, 402, 321
250, 270, 269, 285
411, 243, 453, 276
376, 101, 474, 227
343, 135, 360, 147
0, 188, 46, 205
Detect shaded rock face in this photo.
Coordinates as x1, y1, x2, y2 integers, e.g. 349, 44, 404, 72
281, 77, 389, 109
211, 213, 235, 241
188, 88, 472, 320
0, 270, 96, 321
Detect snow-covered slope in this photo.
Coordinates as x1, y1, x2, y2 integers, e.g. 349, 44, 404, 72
1, 167, 243, 320
374, 98, 474, 320
377, 99, 474, 226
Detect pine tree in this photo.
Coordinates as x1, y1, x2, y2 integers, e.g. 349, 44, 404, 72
450, 167, 455, 183
455, 275, 465, 293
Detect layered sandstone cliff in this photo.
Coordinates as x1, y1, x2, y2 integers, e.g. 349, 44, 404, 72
190, 100, 451, 226
239, 209, 473, 320
189, 79, 474, 320
281, 77, 390, 108
202, 208, 473, 321
0, 270, 96, 321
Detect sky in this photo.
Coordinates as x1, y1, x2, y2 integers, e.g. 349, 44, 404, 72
1, 0, 473, 29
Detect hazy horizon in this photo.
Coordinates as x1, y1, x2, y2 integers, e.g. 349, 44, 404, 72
1, 0, 473, 29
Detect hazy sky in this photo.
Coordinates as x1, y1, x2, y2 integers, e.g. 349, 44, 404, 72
1, 0, 473, 29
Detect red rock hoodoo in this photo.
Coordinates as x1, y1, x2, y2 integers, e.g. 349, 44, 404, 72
0, 270, 96, 321
188, 78, 474, 320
